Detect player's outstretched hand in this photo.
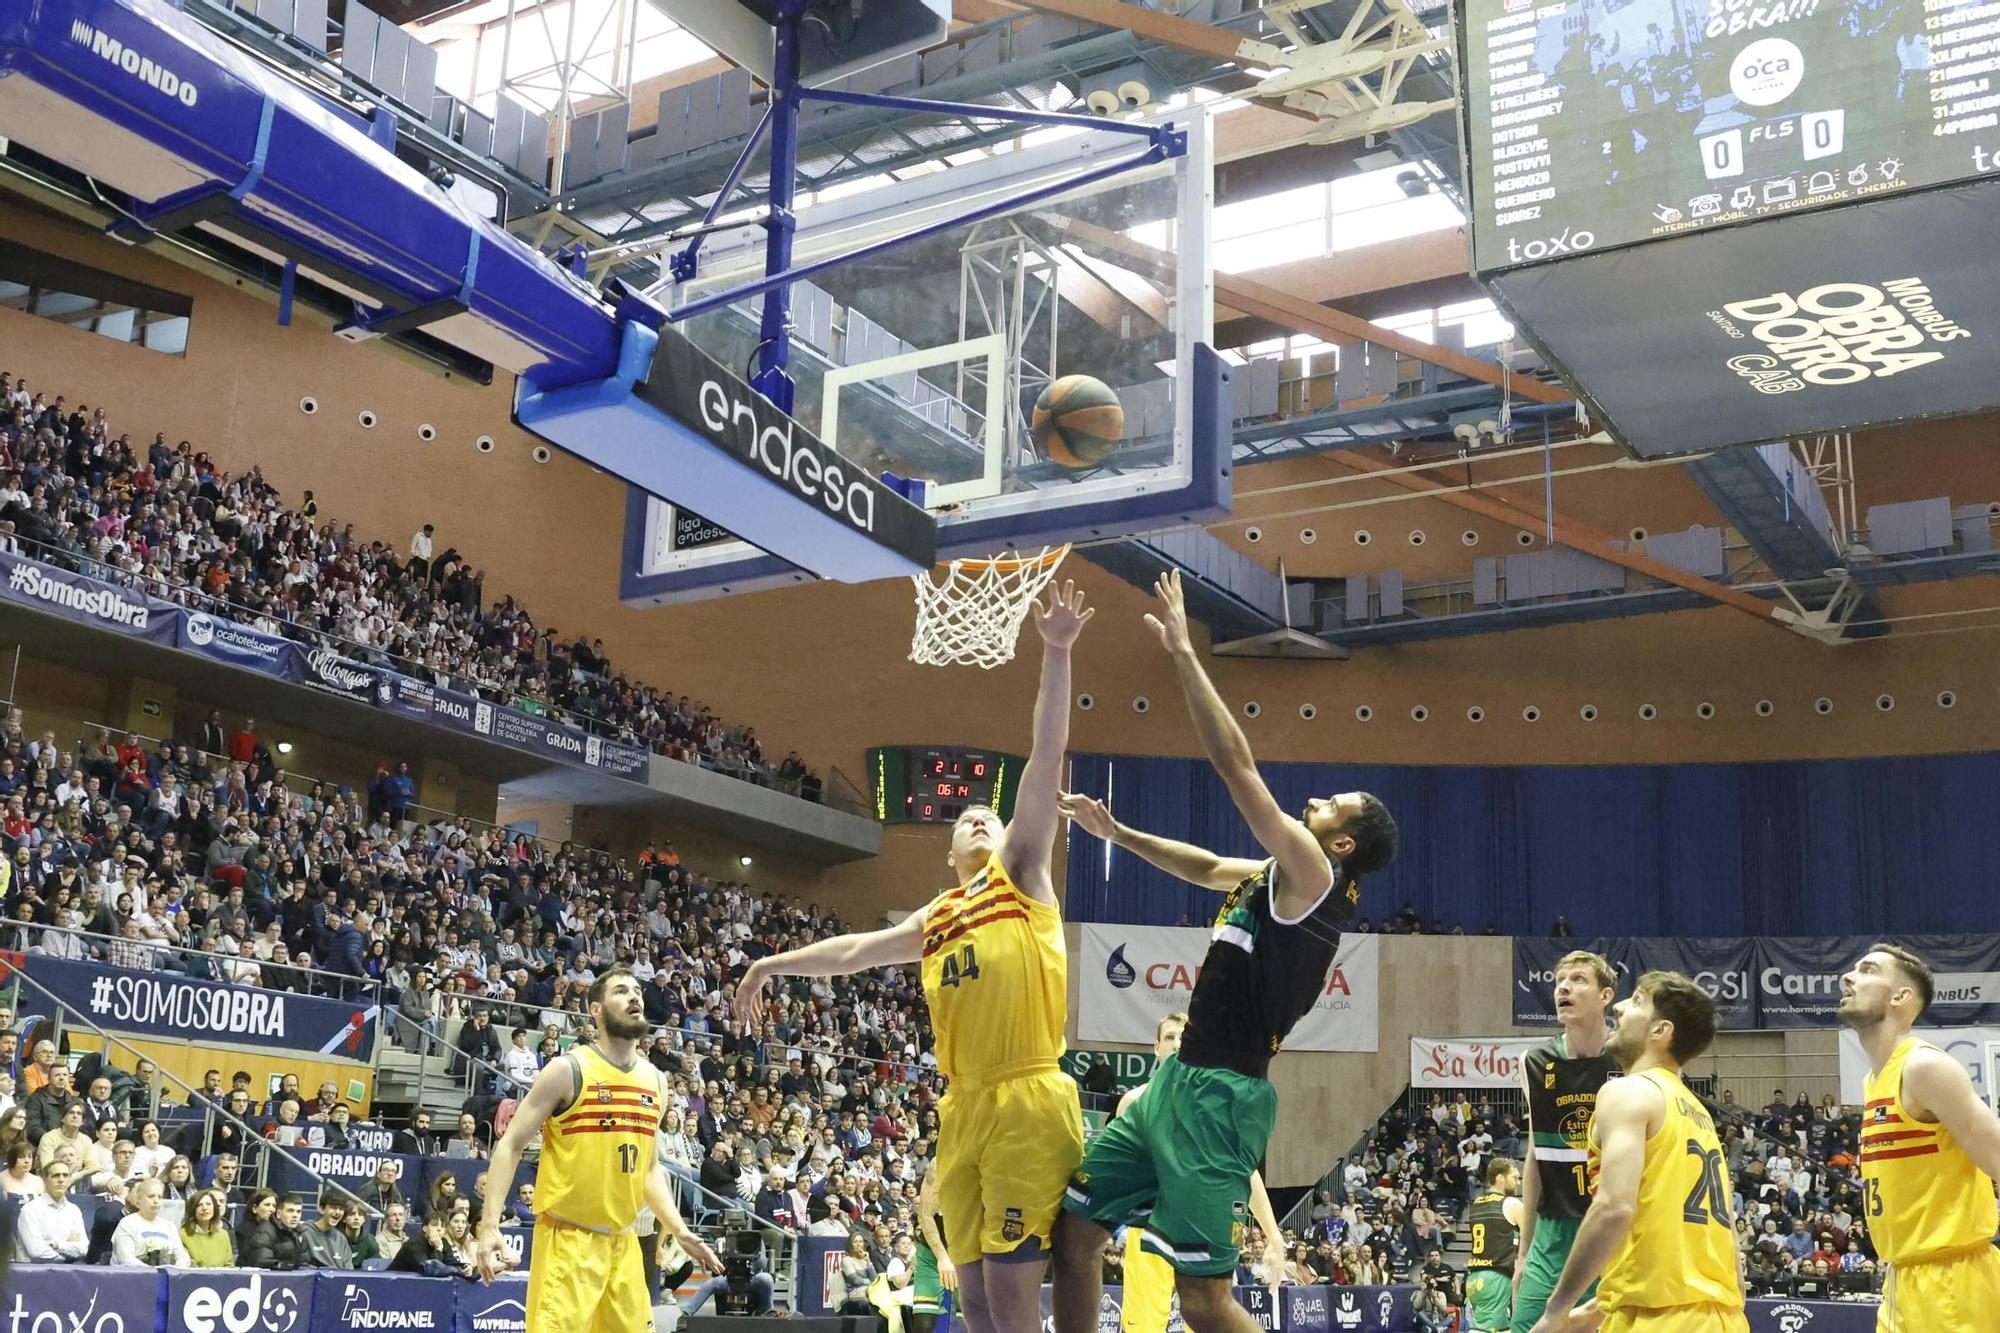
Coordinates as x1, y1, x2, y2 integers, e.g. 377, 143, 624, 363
731, 961, 768, 1036
1142, 570, 1192, 656
677, 1226, 723, 1273
1057, 791, 1117, 841
471, 1224, 516, 1284
1260, 1234, 1287, 1300
1033, 579, 1095, 648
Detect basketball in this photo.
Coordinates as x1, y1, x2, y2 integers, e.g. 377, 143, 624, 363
1032, 375, 1125, 469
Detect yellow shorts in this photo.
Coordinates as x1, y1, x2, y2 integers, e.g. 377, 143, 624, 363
1120, 1226, 1176, 1333
526, 1221, 654, 1333
1880, 1245, 2000, 1333
1600, 1301, 1748, 1333
936, 1066, 1083, 1266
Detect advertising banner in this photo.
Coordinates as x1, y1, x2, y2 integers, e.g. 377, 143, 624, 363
452, 1277, 530, 1333
1839, 1024, 2000, 1107
13, 954, 377, 1056
1514, 935, 2000, 1029
1409, 1037, 1540, 1090
1, 1265, 160, 1333
1746, 1300, 1876, 1333
312, 1273, 454, 1333
166, 1268, 317, 1333
177, 609, 297, 678
1078, 926, 1378, 1052
0, 549, 179, 642
296, 646, 379, 701
371, 671, 650, 779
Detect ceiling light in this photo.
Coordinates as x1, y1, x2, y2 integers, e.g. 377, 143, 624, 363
275, 741, 293, 755
739, 855, 753, 867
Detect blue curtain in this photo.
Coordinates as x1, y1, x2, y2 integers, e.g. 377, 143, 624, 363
1062, 752, 2000, 934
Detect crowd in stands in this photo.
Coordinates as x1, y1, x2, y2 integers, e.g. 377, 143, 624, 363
0, 370, 823, 800
0, 696, 948, 1297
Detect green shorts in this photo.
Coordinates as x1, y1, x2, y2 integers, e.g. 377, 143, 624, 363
1511, 1217, 1597, 1333
1060, 1054, 1277, 1278
1466, 1269, 1513, 1331
912, 1240, 943, 1314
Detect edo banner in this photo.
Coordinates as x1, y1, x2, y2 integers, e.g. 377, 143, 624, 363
14, 953, 377, 1056
1409, 1037, 1540, 1090
1078, 925, 1378, 1052
1514, 934, 2000, 1029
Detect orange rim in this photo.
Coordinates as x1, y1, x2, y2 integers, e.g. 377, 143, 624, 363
941, 544, 1071, 573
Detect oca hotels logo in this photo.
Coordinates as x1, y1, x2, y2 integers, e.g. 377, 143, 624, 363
1730, 37, 1804, 107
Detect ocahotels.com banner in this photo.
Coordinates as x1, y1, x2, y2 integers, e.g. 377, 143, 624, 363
1077, 925, 1378, 1052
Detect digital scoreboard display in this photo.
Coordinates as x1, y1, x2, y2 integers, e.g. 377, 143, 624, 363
868, 746, 1022, 824
1458, 0, 2000, 270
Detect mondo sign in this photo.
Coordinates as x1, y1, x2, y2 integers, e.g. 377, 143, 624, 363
1078, 926, 1378, 1052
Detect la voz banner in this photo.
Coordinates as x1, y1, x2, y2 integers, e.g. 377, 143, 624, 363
1079, 926, 1379, 1052
0, 549, 179, 643
15, 953, 377, 1055
1514, 935, 2000, 1028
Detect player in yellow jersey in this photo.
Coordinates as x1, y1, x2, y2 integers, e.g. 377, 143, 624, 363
1838, 943, 2000, 1333
1530, 971, 1747, 1333
735, 582, 1094, 1333
473, 968, 721, 1333
1116, 1012, 1284, 1333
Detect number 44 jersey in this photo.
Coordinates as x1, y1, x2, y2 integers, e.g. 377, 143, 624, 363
1593, 1067, 1746, 1317
921, 854, 1068, 1086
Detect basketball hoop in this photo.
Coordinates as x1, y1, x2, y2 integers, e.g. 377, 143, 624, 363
909, 546, 1071, 669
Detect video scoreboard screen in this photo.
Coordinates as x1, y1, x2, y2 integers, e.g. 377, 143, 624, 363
868, 746, 1022, 824
1458, 0, 2000, 270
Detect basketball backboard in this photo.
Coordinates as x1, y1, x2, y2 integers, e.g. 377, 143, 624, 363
619, 107, 1227, 604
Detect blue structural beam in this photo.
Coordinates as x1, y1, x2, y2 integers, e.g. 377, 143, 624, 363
1688, 444, 1886, 639
0, 0, 618, 381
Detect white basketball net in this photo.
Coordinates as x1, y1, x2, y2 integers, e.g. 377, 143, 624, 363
909, 546, 1071, 669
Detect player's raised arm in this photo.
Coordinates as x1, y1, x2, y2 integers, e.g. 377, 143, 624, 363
1903, 1044, 2000, 1181
475, 1057, 576, 1281
732, 911, 929, 1031
1000, 580, 1093, 904
1532, 1078, 1657, 1333
1058, 791, 1262, 892
1144, 571, 1330, 898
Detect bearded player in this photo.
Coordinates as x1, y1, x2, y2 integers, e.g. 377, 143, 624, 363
1529, 971, 1746, 1333
735, 582, 1094, 1333
1840, 943, 2000, 1332
1054, 571, 1399, 1333
474, 968, 721, 1333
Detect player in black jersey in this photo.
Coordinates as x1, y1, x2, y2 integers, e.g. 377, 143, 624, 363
1512, 950, 1620, 1333
1051, 571, 1399, 1333
1465, 1158, 1524, 1330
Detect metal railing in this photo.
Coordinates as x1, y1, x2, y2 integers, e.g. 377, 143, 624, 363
7, 919, 386, 1013
0, 527, 829, 803
4, 962, 359, 1207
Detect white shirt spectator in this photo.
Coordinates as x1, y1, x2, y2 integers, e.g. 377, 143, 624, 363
111, 1211, 189, 1266
131, 1142, 175, 1178
501, 1043, 539, 1089
15, 1193, 89, 1262
410, 528, 434, 561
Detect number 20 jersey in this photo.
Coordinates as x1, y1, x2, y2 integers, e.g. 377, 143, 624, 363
921, 854, 1067, 1088
1593, 1067, 1745, 1316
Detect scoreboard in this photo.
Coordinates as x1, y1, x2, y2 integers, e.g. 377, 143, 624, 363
1458, 0, 2000, 271
868, 746, 1023, 824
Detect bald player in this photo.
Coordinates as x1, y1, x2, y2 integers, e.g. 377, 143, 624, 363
1840, 943, 2000, 1333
